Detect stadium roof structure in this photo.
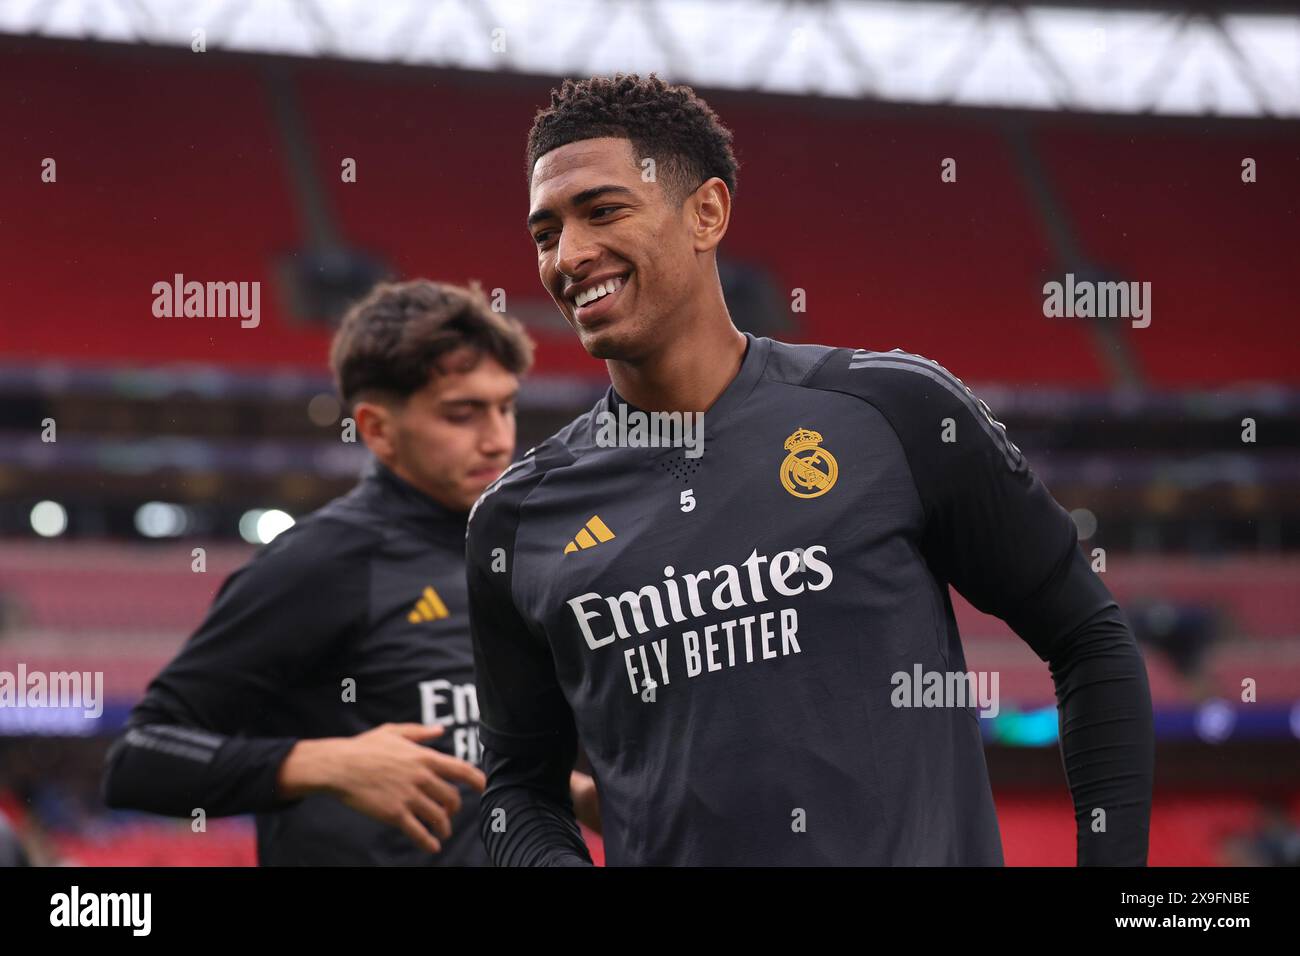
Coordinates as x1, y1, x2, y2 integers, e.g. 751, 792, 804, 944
1, 0, 1297, 118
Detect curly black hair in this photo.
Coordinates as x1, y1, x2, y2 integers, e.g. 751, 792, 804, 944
526, 73, 739, 204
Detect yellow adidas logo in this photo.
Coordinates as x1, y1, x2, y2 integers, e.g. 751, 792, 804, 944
407, 586, 450, 623
564, 515, 616, 555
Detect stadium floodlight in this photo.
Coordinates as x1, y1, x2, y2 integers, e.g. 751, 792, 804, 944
239, 507, 295, 544
1069, 507, 1098, 541
1193, 698, 1236, 743
0, 0, 1295, 117
133, 501, 188, 538
29, 499, 68, 537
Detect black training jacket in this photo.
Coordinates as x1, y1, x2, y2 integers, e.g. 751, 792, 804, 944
104, 459, 486, 865
468, 334, 1153, 866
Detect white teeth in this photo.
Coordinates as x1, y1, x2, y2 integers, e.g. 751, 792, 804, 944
575, 276, 624, 307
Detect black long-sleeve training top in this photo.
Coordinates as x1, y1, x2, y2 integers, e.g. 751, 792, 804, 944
467, 333, 1153, 866
103, 459, 487, 865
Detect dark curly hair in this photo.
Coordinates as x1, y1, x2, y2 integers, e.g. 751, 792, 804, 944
526, 73, 739, 204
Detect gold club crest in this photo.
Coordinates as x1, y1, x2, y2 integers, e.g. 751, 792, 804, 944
780, 427, 838, 498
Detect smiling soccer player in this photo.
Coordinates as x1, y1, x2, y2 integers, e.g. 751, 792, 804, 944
467, 74, 1154, 866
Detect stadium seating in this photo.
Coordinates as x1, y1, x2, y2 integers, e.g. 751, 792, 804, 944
3, 41, 1295, 386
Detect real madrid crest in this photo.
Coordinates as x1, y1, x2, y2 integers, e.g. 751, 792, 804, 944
780, 427, 838, 499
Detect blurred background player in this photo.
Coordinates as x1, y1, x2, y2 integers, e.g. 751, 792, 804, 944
102, 279, 580, 864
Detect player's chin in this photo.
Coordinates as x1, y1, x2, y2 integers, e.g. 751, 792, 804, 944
578, 320, 639, 361
465, 470, 499, 494
464, 467, 503, 496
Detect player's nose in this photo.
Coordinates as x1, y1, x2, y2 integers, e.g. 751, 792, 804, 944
555, 225, 599, 292
479, 407, 514, 457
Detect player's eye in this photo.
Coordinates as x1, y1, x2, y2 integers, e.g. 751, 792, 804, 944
591, 205, 621, 218
533, 229, 553, 246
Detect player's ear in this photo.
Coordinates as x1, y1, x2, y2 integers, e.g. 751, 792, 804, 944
354, 398, 398, 461
689, 177, 730, 253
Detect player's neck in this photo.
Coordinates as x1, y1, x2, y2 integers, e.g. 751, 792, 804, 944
607, 320, 747, 414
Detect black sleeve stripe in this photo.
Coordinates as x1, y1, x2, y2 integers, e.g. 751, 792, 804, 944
146, 724, 225, 750
124, 727, 217, 764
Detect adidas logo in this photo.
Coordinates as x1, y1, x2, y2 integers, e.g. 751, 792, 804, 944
564, 515, 616, 555
407, 586, 450, 623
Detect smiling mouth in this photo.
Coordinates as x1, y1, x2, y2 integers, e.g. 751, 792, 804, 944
570, 274, 629, 325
